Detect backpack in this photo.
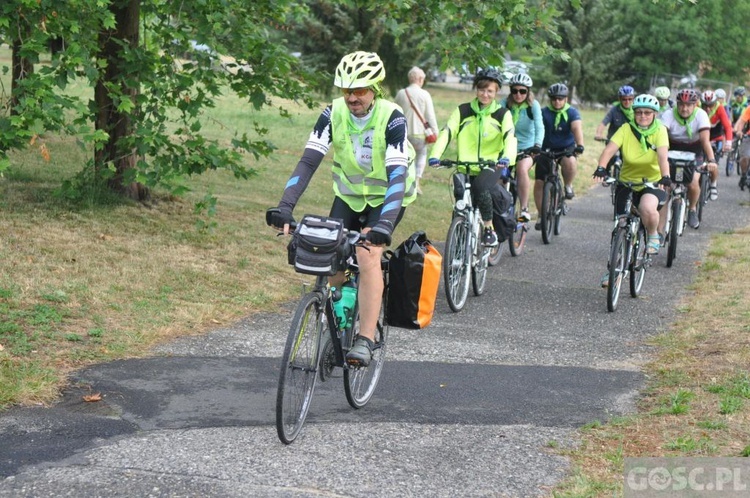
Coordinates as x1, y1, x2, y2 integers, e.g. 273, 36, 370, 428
491, 183, 514, 243
386, 231, 442, 330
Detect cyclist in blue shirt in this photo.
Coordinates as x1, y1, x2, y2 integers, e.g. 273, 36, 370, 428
500, 73, 544, 222
537, 83, 584, 228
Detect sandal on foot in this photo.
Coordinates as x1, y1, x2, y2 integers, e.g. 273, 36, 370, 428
646, 235, 660, 255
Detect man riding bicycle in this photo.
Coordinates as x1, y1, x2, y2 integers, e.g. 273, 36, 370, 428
660, 88, 718, 229
655, 86, 673, 113
595, 85, 636, 141
267, 51, 417, 367
730, 86, 748, 125
537, 82, 584, 229
702, 90, 733, 170
428, 68, 517, 247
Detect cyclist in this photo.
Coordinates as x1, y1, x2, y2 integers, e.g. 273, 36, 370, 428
654, 86, 673, 113
594, 94, 670, 280
267, 51, 417, 367
594, 85, 635, 141
715, 88, 729, 118
537, 82, 583, 229
660, 88, 718, 229
701, 90, 733, 171
730, 87, 748, 124
428, 68, 517, 247
500, 73, 544, 222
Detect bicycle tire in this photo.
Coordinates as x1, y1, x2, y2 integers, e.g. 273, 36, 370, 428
276, 291, 324, 444
697, 172, 709, 222
540, 181, 555, 244
607, 228, 628, 312
344, 304, 388, 409
488, 242, 503, 266
726, 153, 733, 176
508, 214, 527, 258
630, 225, 647, 297
472, 227, 489, 297
553, 180, 563, 236
666, 197, 681, 268
443, 215, 471, 312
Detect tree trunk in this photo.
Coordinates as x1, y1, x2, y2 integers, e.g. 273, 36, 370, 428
94, 0, 148, 201
10, 35, 34, 117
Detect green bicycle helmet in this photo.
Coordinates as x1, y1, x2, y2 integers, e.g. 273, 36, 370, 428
632, 94, 660, 111
654, 86, 671, 100
334, 51, 386, 89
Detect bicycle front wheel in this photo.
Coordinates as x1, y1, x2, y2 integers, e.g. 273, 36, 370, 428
443, 215, 471, 312
344, 304, 388, 409
276, 291, 324, 444
630, 225, 647, 297
697, 173, 709, 222
666, 198, 681, 268
607, 228, 628, 312
554, 182, 563, 236
541, 181, 555, 244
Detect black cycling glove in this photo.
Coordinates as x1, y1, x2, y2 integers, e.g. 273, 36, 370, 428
266, 207, 294, 229
658, 176, 672, 188
593, 166, 608, 179
574, 144, 585, 155
366, 220, 393, 246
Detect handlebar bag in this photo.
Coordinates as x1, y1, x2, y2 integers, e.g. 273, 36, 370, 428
289, 215, 349, 276
386, 231, 442, 329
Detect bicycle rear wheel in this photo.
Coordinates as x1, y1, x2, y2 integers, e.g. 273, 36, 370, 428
508, 195, 527, 257
607, 228, 628, 312
541, 181, 555, 244
666, 197, 681, 268
276, 291, 324, 444
344, 304, 388, 409
630, 225, 647, 297
472, 240, 489, 296
697, 172, 709, 222
488, 240, 503, 266
443, 215, 471, 312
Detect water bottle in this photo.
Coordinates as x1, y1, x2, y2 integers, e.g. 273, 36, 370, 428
332, 277, 357, 331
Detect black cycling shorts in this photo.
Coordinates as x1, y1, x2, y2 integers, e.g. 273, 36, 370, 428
535, 144, 576, 181
329, 196, 405, 232
614, 185, 667, 216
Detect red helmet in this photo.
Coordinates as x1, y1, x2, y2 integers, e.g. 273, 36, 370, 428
676, 89, 699, 103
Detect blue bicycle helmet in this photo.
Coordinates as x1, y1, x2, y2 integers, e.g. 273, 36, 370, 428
618, 85, 635, 97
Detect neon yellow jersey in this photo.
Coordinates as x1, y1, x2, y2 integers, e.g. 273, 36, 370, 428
610, 123, 669, 186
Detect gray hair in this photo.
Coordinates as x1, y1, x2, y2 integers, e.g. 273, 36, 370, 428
407, 66, 425, 83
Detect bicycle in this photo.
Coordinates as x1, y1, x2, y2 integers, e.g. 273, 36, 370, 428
726, 135, 741, 177
603, 178, 655, 312
594, 137, 622, 206
438, 159, 498, 312
271, 216, 389, 444
505, 155, 530, 257
537, 148, 571, 244
696, 159, 711, 225
663, 151, 693, 268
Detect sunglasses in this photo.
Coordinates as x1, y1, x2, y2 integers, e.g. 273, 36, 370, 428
551, 96, 566, 101
510, 88, 528, 95
634, 110, 654, 116
341, 88, 370, 97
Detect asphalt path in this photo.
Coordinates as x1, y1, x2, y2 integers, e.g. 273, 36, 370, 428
2, 177, 749, 497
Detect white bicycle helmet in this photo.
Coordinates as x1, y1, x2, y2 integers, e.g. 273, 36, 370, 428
509, 73, 533, 88
715, 88, 727, 100
334, 51, 386, 89
632, 94, 660, 111
654, 86, 671, 100
701, 90, 717, 106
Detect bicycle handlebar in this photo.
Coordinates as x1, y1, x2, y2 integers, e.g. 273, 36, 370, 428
603, 177, 658, 189
438, 159, 496, 168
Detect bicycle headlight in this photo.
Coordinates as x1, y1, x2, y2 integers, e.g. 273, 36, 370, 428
455, 199, 466, 211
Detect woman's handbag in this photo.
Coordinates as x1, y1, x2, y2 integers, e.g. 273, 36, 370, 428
404, 90, 437, 143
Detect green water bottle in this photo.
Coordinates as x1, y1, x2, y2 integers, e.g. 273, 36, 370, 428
332, 278, 357, 330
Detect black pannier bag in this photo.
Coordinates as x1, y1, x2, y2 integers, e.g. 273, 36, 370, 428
491, 183, 514, 243
288, 215, 349, 276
